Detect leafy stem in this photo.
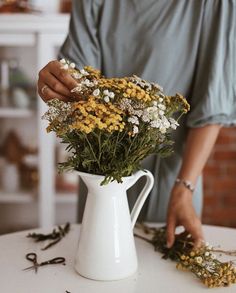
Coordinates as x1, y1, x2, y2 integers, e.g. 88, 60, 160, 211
84, 132, 100, 168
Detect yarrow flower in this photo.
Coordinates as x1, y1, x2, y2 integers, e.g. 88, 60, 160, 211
43, 59, 189, 184
195, 256, 203, 264
93, 89, 100, 96
128, 115, 139, 125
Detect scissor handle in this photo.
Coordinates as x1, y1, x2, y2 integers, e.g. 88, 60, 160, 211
26, 253, 37, 262
41, 257, 66, 266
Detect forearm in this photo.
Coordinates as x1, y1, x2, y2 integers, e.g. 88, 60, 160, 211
178, 124, 222, 185
167, 126, 221, 247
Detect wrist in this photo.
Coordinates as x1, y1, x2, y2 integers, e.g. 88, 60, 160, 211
171, 184, 193, 199
175, 177, 195, 192
171, 183, 193, 201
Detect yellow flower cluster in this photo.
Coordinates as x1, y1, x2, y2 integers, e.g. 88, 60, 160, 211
70, 96, 125, 134
99, 77, 127, 92
84, 66, 102, 79
98, 77, 152, 103
166, 93, 190, 113
201, 262, 236, 288
123, 81, 152, 102
177, 249, 236, 288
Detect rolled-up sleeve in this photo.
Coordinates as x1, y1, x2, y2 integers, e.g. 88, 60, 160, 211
186, 0, 236, 128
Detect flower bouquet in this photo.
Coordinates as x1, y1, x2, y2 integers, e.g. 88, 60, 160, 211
43, 59, 189, 185
42, 59, 190, 281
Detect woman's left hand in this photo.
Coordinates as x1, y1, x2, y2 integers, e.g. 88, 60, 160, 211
166, 184, 204, 249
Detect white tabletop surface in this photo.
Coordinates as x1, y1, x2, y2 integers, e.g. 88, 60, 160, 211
0, 224, 236, 293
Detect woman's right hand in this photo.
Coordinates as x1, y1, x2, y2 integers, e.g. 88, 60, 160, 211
38, 60, 78, 102
166, 184, 204, 249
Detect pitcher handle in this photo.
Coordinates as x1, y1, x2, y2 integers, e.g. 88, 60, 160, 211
128, 170, 154, 228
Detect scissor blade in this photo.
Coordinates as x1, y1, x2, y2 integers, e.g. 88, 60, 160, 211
23, 265, 35, 271
23, 265, 38, 273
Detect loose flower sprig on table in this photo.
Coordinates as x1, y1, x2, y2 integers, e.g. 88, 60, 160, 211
43, 59, 189, 184
135, 224, 236, 288
27, 223, 70, 250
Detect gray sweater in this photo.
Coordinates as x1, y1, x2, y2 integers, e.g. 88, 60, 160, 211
60, 0, 236, 222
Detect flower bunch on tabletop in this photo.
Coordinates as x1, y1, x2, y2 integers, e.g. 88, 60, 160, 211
43, 59, 189, 184
135, 224, 236, 288
177, 247, 236, 288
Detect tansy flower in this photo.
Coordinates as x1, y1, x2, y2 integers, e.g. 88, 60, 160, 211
195, 256, 203, 264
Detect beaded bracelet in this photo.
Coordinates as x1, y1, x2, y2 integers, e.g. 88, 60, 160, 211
175, 178, 195, 192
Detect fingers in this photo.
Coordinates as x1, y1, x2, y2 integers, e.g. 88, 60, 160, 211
42, 71, 73, 97
166, 215, 176, 248
47, 60, 78, 90
166, 200, 204, 249
166, 187, 205, 250
38, 81, 69, 102
181, 215, 204, 249
38, 60, 79, 103
167, 218, 204, 250
184, 219, 204, 249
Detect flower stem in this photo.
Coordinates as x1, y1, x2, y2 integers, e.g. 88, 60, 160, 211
84, 133, 100, 168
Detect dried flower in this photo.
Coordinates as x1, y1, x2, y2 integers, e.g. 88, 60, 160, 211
43, 60, 189, 184
135, 224, 236, 288
27, 223, 70, 250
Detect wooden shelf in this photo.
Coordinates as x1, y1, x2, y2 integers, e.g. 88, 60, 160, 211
0, 14, 70, 34
0, 108, 33, 118
0, 14, 70, 228
56, 192, 77, 204
0, 191, 35, 203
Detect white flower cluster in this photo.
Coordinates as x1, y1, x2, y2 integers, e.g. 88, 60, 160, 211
71, 78, 98, 95
130, 75, 164, 94
72, 68, 90, 79
82, 79, 96, 87
93, 89, 100, 96
60, 59, 91, 80
42, 99, 73, 123
128, 115, 139, 125
119, 98, 143, 114
60, 58, 76, 70
119, 99, 143, 134
128, 116, 139, 134
102, 89, 115, 103
204, 242, 213, 250
92, 88, 116, 103
131, 75, 152, 91
119, 98, 179, 135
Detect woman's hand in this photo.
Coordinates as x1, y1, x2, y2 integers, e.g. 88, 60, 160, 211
38, 60, 78, 102
166, 184, 204, 248
166, 125, 222, 249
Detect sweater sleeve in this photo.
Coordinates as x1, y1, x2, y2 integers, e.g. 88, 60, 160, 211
59, 0, 102, 69
186, 0, 236, 127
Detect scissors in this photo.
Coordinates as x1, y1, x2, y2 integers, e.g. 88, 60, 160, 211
23, 253, 66, 273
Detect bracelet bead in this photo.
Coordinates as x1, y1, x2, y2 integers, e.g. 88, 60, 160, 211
175, 178, 195, 192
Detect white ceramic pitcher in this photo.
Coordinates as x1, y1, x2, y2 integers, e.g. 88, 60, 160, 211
74, 170, 154, 281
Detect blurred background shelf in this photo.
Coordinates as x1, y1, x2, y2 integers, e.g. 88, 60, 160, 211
0, 11, 77, 234
0, 190, 35, 203
56, 192, 77, 204
0, 191, 77, 204
0, 108, 33, 118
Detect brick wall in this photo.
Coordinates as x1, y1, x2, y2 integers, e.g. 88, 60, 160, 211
202, 127, 236, 227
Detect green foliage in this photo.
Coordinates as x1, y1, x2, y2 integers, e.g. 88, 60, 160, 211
58, 123, 174, 184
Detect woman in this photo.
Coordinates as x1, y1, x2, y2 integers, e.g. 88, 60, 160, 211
38, 0, 236, 248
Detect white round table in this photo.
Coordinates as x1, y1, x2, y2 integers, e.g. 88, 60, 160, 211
0, 224, 236, 293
